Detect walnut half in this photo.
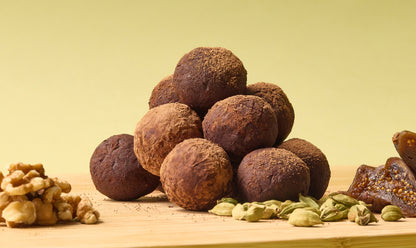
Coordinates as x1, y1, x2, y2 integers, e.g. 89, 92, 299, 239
2, 201, 36, 228
77, 197, 100, 224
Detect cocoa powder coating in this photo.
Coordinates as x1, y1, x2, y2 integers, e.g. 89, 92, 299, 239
173, 47, 247, 116
134, 103, 203, 176
278, 138, 331, 199
202, 95, 278, 163
237, 148, 310, 202
247, 82, 295, 145
90, 134, 160, 201
148, 75, 179, 109
160, 138, 233, 211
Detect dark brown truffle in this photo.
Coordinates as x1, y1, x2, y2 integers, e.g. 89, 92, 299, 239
89, 134, 160, 201
148, 75, 179, 109
237, 148, 310, 202
247, 82, 295, 145
134, 103, 203, 176
202, 95, 278, 163
278, 138, 330, 199
173, 47, 247, 116
160, 138, 233, 211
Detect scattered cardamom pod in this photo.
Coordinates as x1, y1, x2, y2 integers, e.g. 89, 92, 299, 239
244, 204, 265, 222
334, 203, 348, 211
263, 200, 282, 207
262, 205, 278, 219
348, 204, 378, 225
277, 200, 294, 214
279, 202, 309, 219
208, 202, 235, 216
299, 194, 320, 210
217, 197, 238, 206
288, 208, 323, 227
302, 206, 321, 216
381, 205, 405, 221
320, 207, 349, 222
232, 204, 246, 220
330, 193, 359, 208
319, 198, 336, 211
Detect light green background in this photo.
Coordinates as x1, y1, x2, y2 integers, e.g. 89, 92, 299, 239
1, 0, 415, 174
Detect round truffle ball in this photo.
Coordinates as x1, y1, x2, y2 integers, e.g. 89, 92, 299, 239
148, 75, 179, 109
202, 95, 278, 162
160, 138, 233, 211
237, 148, 310, 202
278, 138, 331, 199
173, 47, 247, 116
134, 103, 203, 176
90, 134, 160, 201
247, 82, 294, 145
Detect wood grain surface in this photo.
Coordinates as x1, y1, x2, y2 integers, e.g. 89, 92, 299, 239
1, 165, 415, 248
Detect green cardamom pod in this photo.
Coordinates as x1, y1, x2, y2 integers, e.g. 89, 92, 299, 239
330, 194, 359, 208
261, 205, 278, 219
348, 204, 378, 225
348, 204, 362, 222
217, 197, 238, 206
381, 205, 404, 221
355, 214, 371, 225
277, 200, 294, 214
299, 194, 320, 210
244, 204, 265, 222
302, 206, 321, 216
263, 200, 282, 207
279, 202, 309, 219
242, 202, 251, 211
232, 204, 246, 220
288, 208, 323, 227
334, 203, 348, 211
208, 202, 235, 216
319, 198, 336, 211
320, 207, 349, 222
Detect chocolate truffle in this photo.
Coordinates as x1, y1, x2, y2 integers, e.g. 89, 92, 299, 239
278, 138, 331, 199
173, 47, 247, 116
202, 95, 278, 163
90, 134, 160, 201
247, 82, 294, 145
134, 103, 203, 176
160, 138, 233, 211
148, 75, 179, 109
237, 148, 310, 202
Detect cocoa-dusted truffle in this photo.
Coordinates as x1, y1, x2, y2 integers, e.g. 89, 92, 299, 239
134, 103, 203, 176
173, 47, 247, 116
237, 148, 310, 202
90, 134, 160, 201
160, 138, 233, 211
148, 75, 179, 109
278, 138, 330, 199
247, 82, 294, 145
203, 95, 278, 162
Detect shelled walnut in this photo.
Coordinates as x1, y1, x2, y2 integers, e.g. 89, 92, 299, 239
0, 162, 100, 228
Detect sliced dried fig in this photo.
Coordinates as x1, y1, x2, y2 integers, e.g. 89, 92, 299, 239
346, 157, 416, 216
393, 130, 416, 174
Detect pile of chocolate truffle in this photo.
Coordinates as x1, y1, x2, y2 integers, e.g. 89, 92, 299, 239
90, 47, 331, 211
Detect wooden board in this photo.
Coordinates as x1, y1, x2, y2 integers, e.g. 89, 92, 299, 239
1, 165, 416, 248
